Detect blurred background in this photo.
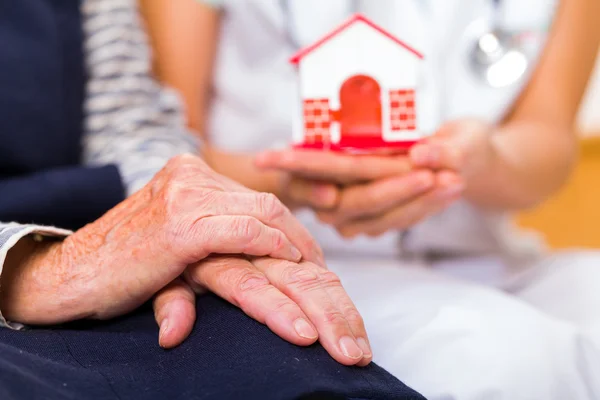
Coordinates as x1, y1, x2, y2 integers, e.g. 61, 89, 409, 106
518, 47, 600, 248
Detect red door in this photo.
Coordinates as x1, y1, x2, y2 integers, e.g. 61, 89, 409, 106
338, 74, 383, 148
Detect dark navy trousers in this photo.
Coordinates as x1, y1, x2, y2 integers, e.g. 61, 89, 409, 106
0, 295, 425, 400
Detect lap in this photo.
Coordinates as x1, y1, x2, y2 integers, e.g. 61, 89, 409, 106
0, 295, 423, 400
507, 251, 600, 333
327, 255, 600, 400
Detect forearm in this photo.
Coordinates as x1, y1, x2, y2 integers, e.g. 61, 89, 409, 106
465, 0, 599, 211
82, 0, 198, 197
466, 120, 577, 210
140, 0, 220, 138
203, 147, 286, 199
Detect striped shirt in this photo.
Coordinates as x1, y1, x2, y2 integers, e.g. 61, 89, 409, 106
0, 0, 198, 328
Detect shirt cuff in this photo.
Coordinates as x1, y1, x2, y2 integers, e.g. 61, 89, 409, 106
0, 224, 72, 329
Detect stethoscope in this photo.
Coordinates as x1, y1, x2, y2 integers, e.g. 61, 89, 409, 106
280, 0, 530, 88
470, 0, 529, 87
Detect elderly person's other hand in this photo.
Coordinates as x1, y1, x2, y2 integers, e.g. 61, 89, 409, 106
156, 256, 371, 366
256, 150, 464, 238
0, 155, 371, 366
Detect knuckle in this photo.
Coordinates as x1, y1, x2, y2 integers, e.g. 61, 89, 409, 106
319, 270, 342, 286
231, 271, 271, 306
282, 266, 320, 287
234, 217, 262, 243
163, 180, 185, 210
271, 231, 285, 252
343, 309, 365, 327
165, 154, 196, 173
279, 266, 343, 294
161, 182, 199, 228
323, 309, 348, 326
237, 271, 271, 293
166, 155, 205, 182
257, 192, 286, 221
269, 299, 296, 315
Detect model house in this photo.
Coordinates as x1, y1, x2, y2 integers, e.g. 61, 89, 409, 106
290, 14, 424, 152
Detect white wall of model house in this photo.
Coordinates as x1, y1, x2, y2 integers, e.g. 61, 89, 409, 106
297, 21, 423, 143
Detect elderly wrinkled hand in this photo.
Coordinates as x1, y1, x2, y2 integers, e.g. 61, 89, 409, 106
0, 154, 371, 366
256, 148, 464, 238
155, 256, 372, 366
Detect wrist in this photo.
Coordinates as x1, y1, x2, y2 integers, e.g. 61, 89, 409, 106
0, 236, 65, 324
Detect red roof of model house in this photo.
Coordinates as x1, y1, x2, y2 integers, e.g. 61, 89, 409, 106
290, 13, 424, 64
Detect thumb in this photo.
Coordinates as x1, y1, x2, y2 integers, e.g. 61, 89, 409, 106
153, 278, 197, 349
410, 119, 490, 170
410, 141, 463, 171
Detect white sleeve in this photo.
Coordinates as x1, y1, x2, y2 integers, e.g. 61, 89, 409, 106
0, 223, 72, 329
81, 0, 200, 197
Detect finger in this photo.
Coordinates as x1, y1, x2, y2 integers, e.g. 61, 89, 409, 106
253, 258, 371, 366
410, 120, 484, 171
321, 170, 435, 224
187, 256, 319, 347
304, 268, 373, 367
410, 142, 463, 170
256, 150, 411, 184
153, 278, 197, 349
191, 215, 303, 262
197, 192, 325, 267
338, 172, 465, 238
287, 178, 340, 210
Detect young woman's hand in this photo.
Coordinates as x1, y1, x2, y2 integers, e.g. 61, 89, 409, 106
319, 170, 463, 238
256, 149, 464, 238
323, 120, 494, 236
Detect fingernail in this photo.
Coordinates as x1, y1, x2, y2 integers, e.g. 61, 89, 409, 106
159, 318, 170, 346
339, 336, 364, 359
294, 318, 318, 339
356, 338, 372, 358
291, 246, 302, 261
